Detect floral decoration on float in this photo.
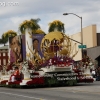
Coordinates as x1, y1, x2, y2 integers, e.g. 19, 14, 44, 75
3, 30, 17, 38
81, 55, 94, 69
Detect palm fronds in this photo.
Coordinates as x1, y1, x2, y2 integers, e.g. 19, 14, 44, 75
48, 20, 65, 33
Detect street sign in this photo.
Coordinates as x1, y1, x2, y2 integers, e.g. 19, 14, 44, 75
78, 45, 86, 48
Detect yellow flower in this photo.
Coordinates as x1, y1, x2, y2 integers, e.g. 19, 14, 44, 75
49, 20, 64, 26
35, 29, 45, 34
3, 30, 17, 38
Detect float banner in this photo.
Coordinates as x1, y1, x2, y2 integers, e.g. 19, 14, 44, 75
21, 34, 26, 61
9, 35, 23, 63
32, 34, 44, 58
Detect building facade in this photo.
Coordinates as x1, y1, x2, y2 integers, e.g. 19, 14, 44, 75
70, 24, 97, 61
0, 45, 9, 66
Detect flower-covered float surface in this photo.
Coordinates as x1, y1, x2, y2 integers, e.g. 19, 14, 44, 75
73, 54, 95, 83
0, 30, 94, 88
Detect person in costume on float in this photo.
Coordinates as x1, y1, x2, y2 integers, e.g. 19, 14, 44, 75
9, 66, 20, 82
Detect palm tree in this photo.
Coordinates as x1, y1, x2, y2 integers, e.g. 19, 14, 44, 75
19, 18, 41, 34
30, 18, 40, 29
48, 20, 65, 33
0, 30, 17, 46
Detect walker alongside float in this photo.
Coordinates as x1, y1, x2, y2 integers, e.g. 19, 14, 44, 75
0, 30, 94, 87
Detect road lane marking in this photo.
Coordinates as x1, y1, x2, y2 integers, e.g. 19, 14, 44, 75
42, 87, 100, 95
0, 92, 46, 100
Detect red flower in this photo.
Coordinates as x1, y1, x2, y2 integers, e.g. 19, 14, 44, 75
27, 77, 44, 85
0, 80, 8, 85
8, 81, 21, 85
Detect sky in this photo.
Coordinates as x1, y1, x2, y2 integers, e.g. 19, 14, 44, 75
0, 0, 100, 38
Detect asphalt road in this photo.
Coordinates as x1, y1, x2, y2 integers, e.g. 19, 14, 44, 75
0, 81, 100, 100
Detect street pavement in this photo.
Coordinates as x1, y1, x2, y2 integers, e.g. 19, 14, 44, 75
0, 81, 100, 100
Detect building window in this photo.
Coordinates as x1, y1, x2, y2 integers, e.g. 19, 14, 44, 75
3, 59, 6, 65
3, 53, 5, 56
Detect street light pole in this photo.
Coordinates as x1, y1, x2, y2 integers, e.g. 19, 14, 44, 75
63, 13, 83, 57
81, 17, 83, 43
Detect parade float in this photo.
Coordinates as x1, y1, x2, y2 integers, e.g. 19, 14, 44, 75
0, 21, 94, 88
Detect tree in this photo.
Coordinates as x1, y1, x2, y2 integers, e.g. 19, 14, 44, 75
48, 20, 65, 33
30, 18, 40, 29
0, 35, 8, 46
0, 38, 5, 46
